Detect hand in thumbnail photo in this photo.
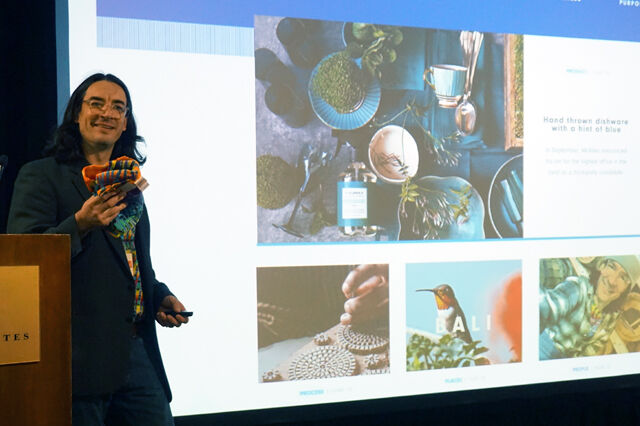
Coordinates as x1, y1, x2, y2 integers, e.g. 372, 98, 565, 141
539, 255, 640, 359
406, 260, 522, 370
340, 264, 389, 326
255, 16, 524, 244
257, 264, 390, 382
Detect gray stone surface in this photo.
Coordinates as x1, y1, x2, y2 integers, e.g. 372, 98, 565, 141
255, 16, 383, 244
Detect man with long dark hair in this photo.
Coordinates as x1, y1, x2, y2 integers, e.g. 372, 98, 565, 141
8, 73, 188, 425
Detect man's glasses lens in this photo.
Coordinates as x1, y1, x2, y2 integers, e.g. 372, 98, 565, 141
84, 100, 128, 118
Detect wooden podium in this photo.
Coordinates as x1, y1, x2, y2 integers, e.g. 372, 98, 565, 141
0, 235, 71, 426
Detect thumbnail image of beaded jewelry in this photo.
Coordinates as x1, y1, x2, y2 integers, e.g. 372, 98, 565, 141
261, 324, 389, 382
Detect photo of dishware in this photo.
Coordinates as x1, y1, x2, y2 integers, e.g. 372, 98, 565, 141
488, 154, 523, 238
423, 64, 468, 108
308, 52, 381, 130
368, 125, 419, 184
254, 16, 523, 244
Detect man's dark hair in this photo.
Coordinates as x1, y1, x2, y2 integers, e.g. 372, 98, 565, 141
45, 73, 146, 164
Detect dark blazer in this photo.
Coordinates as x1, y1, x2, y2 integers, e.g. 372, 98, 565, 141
7, 157, 173, 400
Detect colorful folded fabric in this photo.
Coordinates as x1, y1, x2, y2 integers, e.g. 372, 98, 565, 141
82, 156, 144, 239
82, 156, 145, 317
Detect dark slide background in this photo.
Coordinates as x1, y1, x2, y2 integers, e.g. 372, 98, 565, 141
1, 2, 640, 425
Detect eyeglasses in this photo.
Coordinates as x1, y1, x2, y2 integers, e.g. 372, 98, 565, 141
82, 100, 129, 119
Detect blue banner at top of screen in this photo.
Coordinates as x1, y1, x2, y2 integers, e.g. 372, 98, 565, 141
97, 0, 640, 43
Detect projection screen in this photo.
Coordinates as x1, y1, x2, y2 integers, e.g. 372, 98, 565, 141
59, 0, 640, 420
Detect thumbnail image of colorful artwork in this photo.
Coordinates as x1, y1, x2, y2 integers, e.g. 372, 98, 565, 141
539, 255, 640, 359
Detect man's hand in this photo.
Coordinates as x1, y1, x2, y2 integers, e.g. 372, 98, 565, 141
340, 264, 389, 326
75, 190, 127, 233
156, 295, 190, 327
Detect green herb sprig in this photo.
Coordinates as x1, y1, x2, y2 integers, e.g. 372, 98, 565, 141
399, 178, 473, 240
373, 97, 462, 167
349, 23, 403, 80
406, 333, 489, 370
399, 178, 451, 240
372, 152, 409, 177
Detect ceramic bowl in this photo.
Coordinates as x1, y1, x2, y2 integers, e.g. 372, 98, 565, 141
368, 125, 419, 184
308, 53, 381, 130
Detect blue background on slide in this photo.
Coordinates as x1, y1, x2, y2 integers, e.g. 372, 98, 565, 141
97, 0, 640, 42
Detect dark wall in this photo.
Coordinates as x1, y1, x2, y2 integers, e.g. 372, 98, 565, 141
0, 2, 59, 232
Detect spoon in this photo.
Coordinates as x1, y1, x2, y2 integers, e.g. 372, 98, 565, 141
455, 31, 483, 136
273, 145, 331, 237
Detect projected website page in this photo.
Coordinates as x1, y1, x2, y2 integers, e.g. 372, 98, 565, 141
66, 0, 640, 417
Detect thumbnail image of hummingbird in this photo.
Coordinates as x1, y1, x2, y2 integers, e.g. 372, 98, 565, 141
417, 284, 472, 343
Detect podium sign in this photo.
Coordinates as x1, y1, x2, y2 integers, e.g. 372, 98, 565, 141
0, 235, 70, 425
0, 266, 40, 365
